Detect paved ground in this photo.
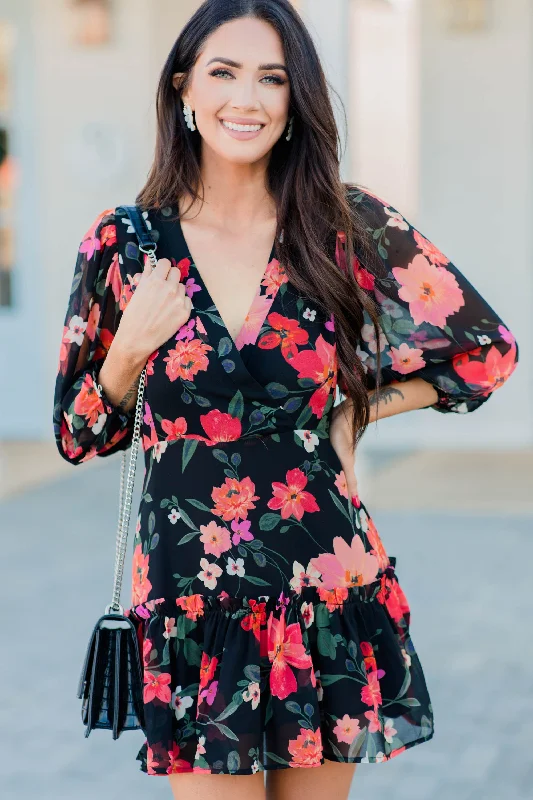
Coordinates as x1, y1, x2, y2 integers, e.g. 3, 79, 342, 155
1, 452, 532, 800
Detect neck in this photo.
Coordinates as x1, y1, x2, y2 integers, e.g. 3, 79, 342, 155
182, 142, 276, 229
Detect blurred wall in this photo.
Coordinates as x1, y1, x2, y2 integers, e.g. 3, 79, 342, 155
0, 0, 528, 450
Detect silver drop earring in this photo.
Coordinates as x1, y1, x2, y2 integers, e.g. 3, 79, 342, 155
183, 102, 196, 131
285, 115, 294, 141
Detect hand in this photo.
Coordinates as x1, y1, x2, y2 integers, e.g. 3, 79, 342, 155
114, 256, 193, 361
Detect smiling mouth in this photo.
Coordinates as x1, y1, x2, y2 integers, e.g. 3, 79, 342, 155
220, 119, 265, 132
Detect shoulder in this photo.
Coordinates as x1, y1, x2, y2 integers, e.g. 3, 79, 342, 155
78, 207, 118, 265
344, 182, 406, 227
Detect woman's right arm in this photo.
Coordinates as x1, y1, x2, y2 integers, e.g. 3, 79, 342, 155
53, 207, 192, 465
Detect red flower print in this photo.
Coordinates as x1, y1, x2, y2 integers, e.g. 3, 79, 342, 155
267, 608, 313, 700
173, 256, 191, 281
78, 210, 114, 260
161, 416, 188, 441
105, 251, 123, 303
163, 339, 213, 382
167, 741, 192, 774
175, 594, 204, 621
287, 726, 323, 768
361, 670, 383, 710
211, 476, 259, 521
73, 373, 105, 427
267, 467, 320, 521
377, 574, 411, 625
199, 409, 242, 444
258, 312, 309, 360
364, 516, 390, 572
262, 258, 288, 296
86, 301, 100, 342
199, 653, 219, 690
241, 599, 268, 657
360, 641, 378, 673
132, 543, 152, 605
144, 671, 172, 704
289, 335, 337, 418
452, 342, 518, 395
364, 709, 381, 733
317, 586, 349, 611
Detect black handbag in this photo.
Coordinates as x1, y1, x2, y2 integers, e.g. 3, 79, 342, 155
77, 205, 158, 739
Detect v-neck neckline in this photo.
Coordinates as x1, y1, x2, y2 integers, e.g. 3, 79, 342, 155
175, 213, 279, 351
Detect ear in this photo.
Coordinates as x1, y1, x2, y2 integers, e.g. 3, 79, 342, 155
172, 71, 186, 94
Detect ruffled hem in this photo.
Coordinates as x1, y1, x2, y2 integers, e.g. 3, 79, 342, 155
126, 559, 434, 776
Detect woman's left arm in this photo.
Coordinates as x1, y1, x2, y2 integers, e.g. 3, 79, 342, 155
330, 187, 520, 476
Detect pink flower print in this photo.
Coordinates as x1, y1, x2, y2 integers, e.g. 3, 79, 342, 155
184, 277, 202, 299
310, 534, 379, 591
364, 709, 382, 733
276, 591, 290, 611
267, 608, 313, 700
325, 312, 335, 332
300, 601, 314, 628
163, 617, 177, 639
175, 318, 196, 342
200, 680, 219, 706
143, 401, 154, 428
383, 718, 398, 744
65, 314, 87, 347
392, 254, 465, 327
334, 470, 349, 499
195, 316, 208, 336
498, 324, 515, 346
230, 518, 254, 546
413, 230, 450, 266
390, 343, 426, 374
199, 521, 231, 558
333, 714, 361, 745
384, 207, 409, 230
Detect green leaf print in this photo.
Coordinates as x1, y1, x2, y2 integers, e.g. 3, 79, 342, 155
228, 389, 244, 419
328, 489, 352, 522
317, 628, 337, 659
259, 513, 281, 531
214, 699, 242, 722
227, 750, 241, 774
347, 727, 367, 760
185, 498, 213, 513
183, 637, 202, 666
177, 530, 199, 545
211, 722, 239, 741
265, 382, 289, 400
182, 438, 198, 472
241, 574, 271, 586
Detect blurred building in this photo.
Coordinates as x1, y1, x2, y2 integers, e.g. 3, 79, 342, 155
0, 0, 529, 450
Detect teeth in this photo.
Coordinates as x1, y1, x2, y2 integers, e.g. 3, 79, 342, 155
222, 120, 263, 132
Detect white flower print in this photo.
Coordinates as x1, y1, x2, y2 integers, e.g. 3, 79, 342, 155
295, 429, 320, 452
384, 207, 409, 230
289, 560, 321, 592
168, 508, 181, 524
226, 557, 245, 577
194, 734, 206, 760
197, 558, 222, 589
163, 616, 177, 639
121, 209, 152, 234
91, 412, 107, 435
477, 334, 492, 345
171, 685, 194, 721
361, 322, 387, 354
383, 718, 397, 743
300, 600, 314, 628
303, 307, 316, 321
64, 315, 87, 346
153, 440, 168, 462
251, 759, 260, 773
242, 682, 260, 710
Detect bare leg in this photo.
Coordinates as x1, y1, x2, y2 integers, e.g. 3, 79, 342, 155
168, 771, 265, 800
265, 758, 357, 800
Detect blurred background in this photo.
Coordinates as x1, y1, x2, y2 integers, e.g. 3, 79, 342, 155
1, 1, 531, 799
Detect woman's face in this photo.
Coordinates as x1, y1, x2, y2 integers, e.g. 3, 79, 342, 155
174, 17, 291, 165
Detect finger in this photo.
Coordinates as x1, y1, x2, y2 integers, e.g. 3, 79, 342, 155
153, 257, 172, 280
166, 265, 183, 288
142, 250, 157, 275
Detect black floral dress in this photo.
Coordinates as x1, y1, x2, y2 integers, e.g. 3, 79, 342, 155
53, 188, 518, 776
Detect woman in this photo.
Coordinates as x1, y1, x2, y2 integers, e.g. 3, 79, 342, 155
53, 1, 519, 798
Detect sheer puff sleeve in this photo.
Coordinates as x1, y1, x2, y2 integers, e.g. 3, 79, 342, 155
53, 208, 135, 464
340, 187, 519, 413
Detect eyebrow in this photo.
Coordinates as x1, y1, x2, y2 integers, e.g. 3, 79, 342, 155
205, 56, 288, 74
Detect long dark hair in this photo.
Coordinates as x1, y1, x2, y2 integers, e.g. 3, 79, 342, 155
136, 0, 384, 449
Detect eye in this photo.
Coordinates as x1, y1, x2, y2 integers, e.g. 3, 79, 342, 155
261, 74, 287, 86
209, 68, 234, 79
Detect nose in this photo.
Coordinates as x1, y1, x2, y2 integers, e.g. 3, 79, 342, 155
229, 77, 260, 111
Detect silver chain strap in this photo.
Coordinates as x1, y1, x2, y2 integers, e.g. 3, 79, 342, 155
105, 244, 157, 616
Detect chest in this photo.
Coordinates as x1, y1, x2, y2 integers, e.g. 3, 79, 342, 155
180, 219, 277, 344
